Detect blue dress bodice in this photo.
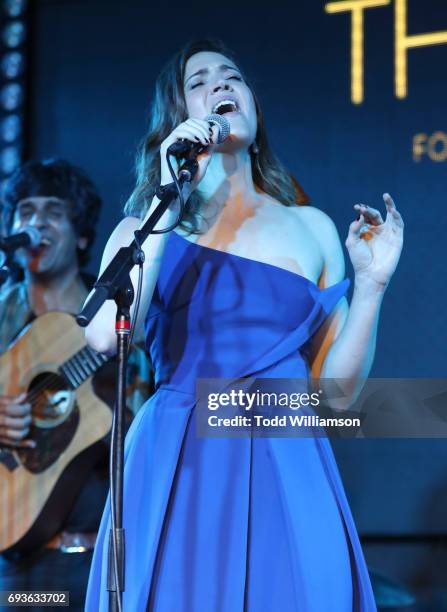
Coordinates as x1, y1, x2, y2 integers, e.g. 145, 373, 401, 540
146, 231, 350, 390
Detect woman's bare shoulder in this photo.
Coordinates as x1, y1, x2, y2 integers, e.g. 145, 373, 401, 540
289, 205, 341, 244
288, 205, 346, 283
260, 196, 333, 229
289, 204, 335, 229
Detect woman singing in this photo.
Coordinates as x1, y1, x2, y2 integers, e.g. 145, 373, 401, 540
84, 39, 404, 611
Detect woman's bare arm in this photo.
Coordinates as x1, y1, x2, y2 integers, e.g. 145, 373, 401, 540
304, 206, 391, 410
84, 197, 178, 355
84, 117, 218, 354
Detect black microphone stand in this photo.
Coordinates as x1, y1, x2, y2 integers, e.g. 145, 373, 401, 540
76, 159, 197, 612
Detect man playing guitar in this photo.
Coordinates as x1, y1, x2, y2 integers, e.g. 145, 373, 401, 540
0, 159, 152, 610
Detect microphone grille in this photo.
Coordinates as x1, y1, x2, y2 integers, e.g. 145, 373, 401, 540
205, 114, 231, 144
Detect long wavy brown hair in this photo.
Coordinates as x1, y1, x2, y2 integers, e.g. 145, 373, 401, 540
124, 39, 309, 232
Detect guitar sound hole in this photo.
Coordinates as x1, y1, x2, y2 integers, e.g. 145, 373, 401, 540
17, 373, 80, 474
28, 372, 74, 427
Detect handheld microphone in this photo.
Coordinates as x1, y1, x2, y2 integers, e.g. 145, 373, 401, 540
167, 114, 231, 158
0, 227, 42, 253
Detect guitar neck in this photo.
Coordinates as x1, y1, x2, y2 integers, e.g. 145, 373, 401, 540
59, 346, 108, 389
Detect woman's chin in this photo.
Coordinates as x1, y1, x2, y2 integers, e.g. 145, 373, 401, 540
214, 136, 253, 156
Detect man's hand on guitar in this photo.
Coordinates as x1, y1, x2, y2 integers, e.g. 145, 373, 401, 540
0, 394, 36, 449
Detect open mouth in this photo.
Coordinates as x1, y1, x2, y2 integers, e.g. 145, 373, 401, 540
30, 237, 52, 255
211, 99, 239, 115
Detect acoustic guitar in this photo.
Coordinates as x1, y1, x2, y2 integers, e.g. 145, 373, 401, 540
0, 311, 112, 554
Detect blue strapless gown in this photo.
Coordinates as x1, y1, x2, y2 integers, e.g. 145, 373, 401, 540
85, 231, 377, 612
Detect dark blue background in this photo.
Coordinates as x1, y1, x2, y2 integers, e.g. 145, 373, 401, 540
29, 0, 447, 602
30, 0, 447, 379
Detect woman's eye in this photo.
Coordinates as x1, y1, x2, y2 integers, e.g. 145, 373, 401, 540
190, 81, 203, 90
228, 75, 242, 81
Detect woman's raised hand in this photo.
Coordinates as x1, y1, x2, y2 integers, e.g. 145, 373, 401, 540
159, 118, 216, 190
345, 193, 404, 290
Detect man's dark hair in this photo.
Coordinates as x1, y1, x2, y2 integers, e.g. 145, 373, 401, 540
2, 158, 102, 267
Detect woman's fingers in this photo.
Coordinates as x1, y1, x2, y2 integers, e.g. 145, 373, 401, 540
383, 193, 395, 208
353, 203, 384, 225
172, 126, 209, 146
346, 213, 365, 247
185, 118, 213, 143
383, 193, 404, 228
173, 119, 212, 145
352, 194, 403, 233
159, 118, 218, 188
161, 119, 212, 155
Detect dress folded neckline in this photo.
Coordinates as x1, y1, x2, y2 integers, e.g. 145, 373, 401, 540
172, 229, 348, 292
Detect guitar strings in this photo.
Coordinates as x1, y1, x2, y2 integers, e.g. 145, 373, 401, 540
24, 367, 89, 409
25, 377, 74, 417
23, 348, 105, 405
24, 354, 107, 414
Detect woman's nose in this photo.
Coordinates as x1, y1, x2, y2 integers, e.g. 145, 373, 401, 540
212, 80, 231, 93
